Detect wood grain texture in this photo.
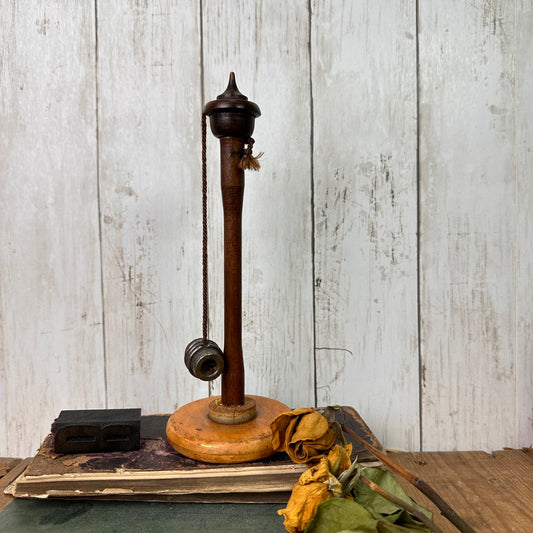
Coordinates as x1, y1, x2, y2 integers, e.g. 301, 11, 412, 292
97, 0, 207, 411
202, 0, 315, 408
1, 1, 532, 457
516, 0, 533, 449
0, 458, 31, 512
0, 2, 105, 457
388, 450, 533, 532
419, 1, 517, 451
311, 0, 419, 450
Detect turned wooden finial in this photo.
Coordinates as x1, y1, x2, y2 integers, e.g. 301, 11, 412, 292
204, 72, 261, 139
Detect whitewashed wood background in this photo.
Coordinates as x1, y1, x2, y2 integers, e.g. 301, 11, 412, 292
1, 0, 532, 458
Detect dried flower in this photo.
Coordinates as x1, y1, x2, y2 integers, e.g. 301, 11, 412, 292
326, 442, 353, 477
277, 454, 332, 532
277, 443, 354, 533
271, 408, 336, 463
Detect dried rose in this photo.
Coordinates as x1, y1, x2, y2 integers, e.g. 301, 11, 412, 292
271, 408, 336, 463
277, 444, 354, 533
277, 456, 333, 533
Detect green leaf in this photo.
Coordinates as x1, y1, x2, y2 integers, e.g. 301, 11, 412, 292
380, 510, 403, 524
380, 509, 428, 526
393, 509, 433, 528
353, 467, 432, 520
376, 520, 431, 532
304, 498, 378, 533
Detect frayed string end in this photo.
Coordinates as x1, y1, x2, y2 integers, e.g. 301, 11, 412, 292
239, 138, 263, 171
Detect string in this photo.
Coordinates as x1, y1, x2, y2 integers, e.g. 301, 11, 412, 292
239, 137, 263, 171
201, 119, 261, 344
202, 113, 208, 343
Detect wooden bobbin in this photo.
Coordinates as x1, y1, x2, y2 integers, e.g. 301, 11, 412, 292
166, 74, 289, 463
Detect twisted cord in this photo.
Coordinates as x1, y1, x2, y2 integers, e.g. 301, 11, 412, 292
202, 113, 209, 343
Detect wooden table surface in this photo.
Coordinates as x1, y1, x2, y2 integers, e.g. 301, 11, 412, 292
388, 449, 533, 532
2, 450, 532, 532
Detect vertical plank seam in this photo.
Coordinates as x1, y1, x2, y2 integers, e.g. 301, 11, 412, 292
199, 0, 212, 402
415, 0, 423, 451
308, 0, 317, 408
513, 0, 518, 448
94, 0, 108, 408
199, 0, 205, 137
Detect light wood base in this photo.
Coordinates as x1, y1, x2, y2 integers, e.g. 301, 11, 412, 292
166, 396, 289, 463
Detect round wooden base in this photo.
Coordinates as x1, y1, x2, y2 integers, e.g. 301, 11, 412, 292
166, 395, 289, 463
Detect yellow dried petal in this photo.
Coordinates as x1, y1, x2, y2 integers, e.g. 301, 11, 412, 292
278, 478, 332, 533
270, 408, 315, 452
277, 451, 349, 532
271, 408, 336, 463
299, 457, 330, 484
288, 432, 336, 463
326, 443, 353, 475
289, 411, 331, 442
327, 473, 344, 498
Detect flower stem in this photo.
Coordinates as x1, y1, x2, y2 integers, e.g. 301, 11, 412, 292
359, 474, 443, 533
340, 423, 477, 533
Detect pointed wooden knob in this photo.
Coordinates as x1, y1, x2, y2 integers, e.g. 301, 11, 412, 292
203, 73, 261, 139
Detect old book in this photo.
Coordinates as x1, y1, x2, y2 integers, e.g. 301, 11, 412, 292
8, 406, 382, 503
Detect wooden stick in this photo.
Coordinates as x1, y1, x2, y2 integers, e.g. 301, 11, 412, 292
219, 136, 246, 405
359, 474, 444, 533
203, 73, 260, 407
341, 424, 477, 533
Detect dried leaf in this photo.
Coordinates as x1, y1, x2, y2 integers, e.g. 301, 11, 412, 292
304, 498, 377, 532
353, 467, 432, 522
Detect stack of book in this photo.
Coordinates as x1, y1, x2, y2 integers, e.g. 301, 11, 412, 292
7, 407, 381, 503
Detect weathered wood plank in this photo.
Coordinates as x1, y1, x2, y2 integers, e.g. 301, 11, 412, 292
1, 0, 531, 457
312, 0, 419, 450
0, 458, 31, 513
388, 450, 533, 532
419, 1, 517, 450
0, 2, 105, 457
516, 0, 533, 448
202, 0, 314, 407
97, 0, 206, 411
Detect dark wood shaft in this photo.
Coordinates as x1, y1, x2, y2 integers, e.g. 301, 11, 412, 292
203, 73, 260, 408
220, 137, 245, 406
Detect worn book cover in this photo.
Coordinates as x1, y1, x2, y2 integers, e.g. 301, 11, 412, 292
8, 407, 382, 503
